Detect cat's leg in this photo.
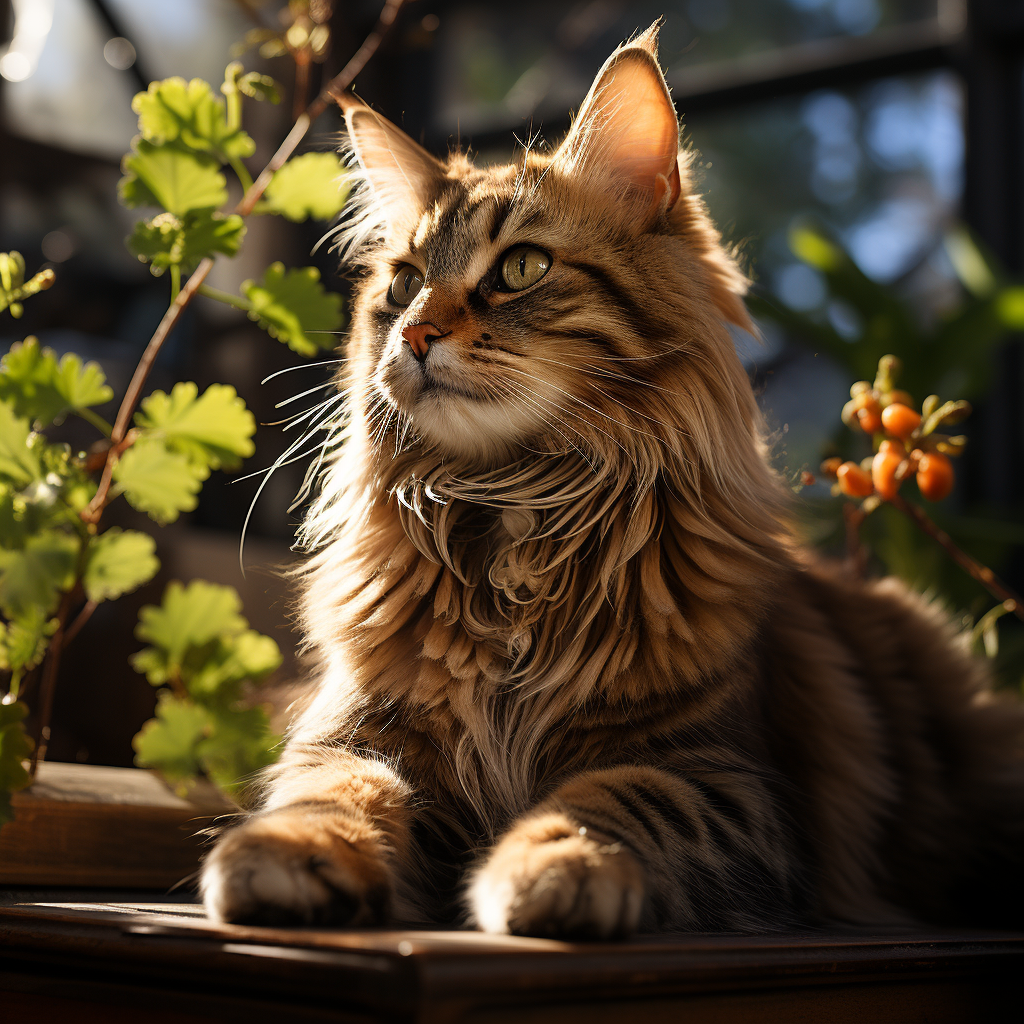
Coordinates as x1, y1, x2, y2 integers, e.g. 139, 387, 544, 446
201, 745, 415, 926
469, 765, 798, 938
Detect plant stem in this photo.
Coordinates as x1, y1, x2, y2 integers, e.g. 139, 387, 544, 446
62, 600, 98, 650
198, 283, 253, 312
319, 0, 407, 116
888, 492, 1024, 623
80, 0, 409, 524
229, 155, 254, 194
75, 407, 113, 437
293, 55, 310, 123
169, 263, 181, 303
30, 589, 74, 775
843, 502, 868, 578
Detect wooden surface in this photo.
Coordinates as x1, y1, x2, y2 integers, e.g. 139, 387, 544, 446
0, 763, 234, 887
1, 890, 1021, 1023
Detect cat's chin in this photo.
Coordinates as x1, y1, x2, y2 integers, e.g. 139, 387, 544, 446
401, 391, 538, 463
375, 374, 550, 465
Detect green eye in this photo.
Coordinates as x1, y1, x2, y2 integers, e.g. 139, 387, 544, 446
389, 265, 424, 306
500, 246, 550, 291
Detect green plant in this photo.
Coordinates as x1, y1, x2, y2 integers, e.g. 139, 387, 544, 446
0, 0, 409, 825
753, 227, 1024, 689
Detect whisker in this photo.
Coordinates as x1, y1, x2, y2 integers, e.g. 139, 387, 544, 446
504, 365, 659, 450
261, 358, 346, 385
238, 393, 348, 570
275, 379, 340, 409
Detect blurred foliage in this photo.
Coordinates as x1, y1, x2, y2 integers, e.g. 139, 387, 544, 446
751, 224, 1024, 690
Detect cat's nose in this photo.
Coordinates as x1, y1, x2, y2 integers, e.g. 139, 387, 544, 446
402, 322, 445, 362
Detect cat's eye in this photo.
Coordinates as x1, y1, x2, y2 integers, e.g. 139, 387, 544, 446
500, 246, 551, 292
389, 265, 424, 306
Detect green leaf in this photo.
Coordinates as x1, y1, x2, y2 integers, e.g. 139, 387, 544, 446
112, 436, 206, 525
789, 226, 843, 272
83, 528, 159, 603
133, 620, 280, 702
187, 629, 281, 699
0, 337, 113, 427
133, 77, 256, 162
236, 72, 280, 104
0, 700, 34, 825
135, 382, 255, 471
198, 704, 279, 797
0, 339, 66, 424
128, 210, 245, 275
994, 286, 1024, 328
135, 580, 246, 667
0, 531, 78, 618
0, 480, 70, 550
0, 401, 42, 485
130, 645, 173, 687
242, 263, 343, 356
257, 152, 348, 222
0, 607, 57, 676
133, 692, 211, 782
119, 140, 228, 215
943, 227, 999, 299
52, 351, 115, 412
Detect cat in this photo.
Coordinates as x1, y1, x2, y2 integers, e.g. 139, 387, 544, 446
200, 25, 1024, 937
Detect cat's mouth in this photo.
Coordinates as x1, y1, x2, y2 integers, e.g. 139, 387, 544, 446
374, 344, 553, 462
418, 368, 490, 404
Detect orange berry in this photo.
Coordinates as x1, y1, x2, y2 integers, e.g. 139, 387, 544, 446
916, 452, 954, 501
872, 449, 904, 500
856, 398, 883, 434
837, 461, 874, 498
821, 457, 842, 478
878, 438, 906, 456
800, 470, 816, 486
881, 402, 922, 439
889, 390, 915, 408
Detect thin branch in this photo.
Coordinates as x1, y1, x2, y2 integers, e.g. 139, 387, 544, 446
318, 0, 407, 116
30, 589, 75, 775
293, 55, 311, 123
843, 501, 868, 578
62, 600, 99, 650
81, 0, 409, 524
888, 493, 1024, 623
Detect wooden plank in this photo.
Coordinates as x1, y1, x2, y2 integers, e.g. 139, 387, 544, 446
0, 894, 1021, 1023
0, 763, 234, 887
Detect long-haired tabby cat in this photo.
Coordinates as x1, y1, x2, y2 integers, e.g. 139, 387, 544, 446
201, 25, 1024, 936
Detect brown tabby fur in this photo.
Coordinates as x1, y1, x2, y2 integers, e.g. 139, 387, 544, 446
201, 26, 1024, 936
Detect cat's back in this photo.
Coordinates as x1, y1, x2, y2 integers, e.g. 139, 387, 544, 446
759, 560, 1024, 926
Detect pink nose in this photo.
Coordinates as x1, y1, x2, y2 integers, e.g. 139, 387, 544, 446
402, 322, 444, 361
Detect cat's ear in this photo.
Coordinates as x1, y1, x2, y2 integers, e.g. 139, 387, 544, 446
552, 23, 681, 220
337, 92, 446, 229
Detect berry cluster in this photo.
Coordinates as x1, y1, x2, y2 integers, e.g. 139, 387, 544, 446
822, 355, 970, 505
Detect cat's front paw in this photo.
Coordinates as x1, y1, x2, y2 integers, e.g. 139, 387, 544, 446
469, 814, 645, 939
201, 809, 393, 927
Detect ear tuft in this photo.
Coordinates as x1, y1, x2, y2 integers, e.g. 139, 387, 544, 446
552, 22, 681, 222
339, 93, 446, 232
628, 19, 662, 58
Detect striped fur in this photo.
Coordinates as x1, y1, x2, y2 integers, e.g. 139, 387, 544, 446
201, 26, 1024, 936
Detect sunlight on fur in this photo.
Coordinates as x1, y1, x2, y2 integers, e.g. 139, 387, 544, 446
201, 24, 1024, 937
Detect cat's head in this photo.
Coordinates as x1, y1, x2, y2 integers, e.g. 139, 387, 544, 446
336, 24, 760, 480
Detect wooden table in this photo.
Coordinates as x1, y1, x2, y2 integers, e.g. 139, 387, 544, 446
1, 890, 1020, 1022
